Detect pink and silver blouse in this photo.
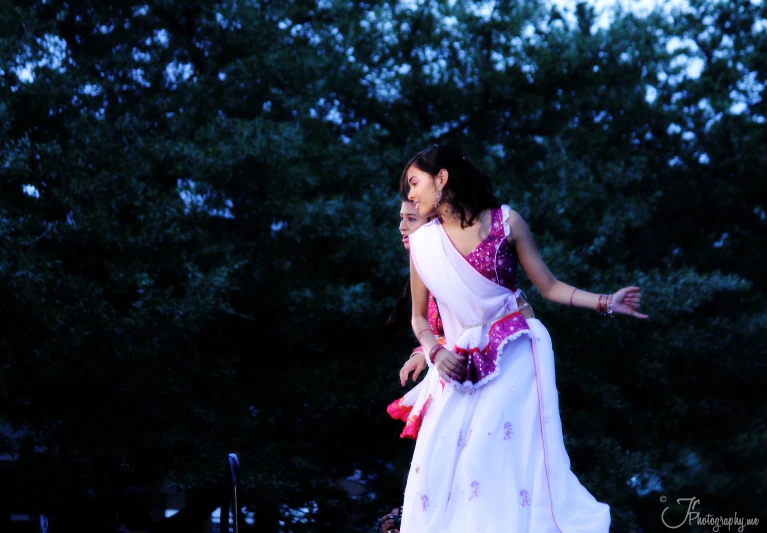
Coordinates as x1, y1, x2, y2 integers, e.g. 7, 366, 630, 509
445, 206, 531, 389
464, 207, 520, 292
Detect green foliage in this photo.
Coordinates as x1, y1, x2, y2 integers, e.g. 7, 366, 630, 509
0, 0, 764, 531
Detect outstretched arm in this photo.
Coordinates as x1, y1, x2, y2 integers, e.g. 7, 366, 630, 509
508, 209, 648, 319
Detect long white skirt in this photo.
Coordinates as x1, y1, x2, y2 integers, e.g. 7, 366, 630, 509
400, 319, 610, 533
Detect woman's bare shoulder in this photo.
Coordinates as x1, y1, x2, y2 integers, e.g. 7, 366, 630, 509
505, 208, 530, 244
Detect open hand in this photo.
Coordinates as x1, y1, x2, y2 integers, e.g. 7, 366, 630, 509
399, 352, 426, 387
434, 348, 467, 382
611, 286, 649, 319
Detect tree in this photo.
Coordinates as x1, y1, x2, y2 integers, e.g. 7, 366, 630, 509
0, 1, 764, 531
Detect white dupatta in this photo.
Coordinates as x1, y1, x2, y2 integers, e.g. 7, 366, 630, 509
409, 206, 531, 392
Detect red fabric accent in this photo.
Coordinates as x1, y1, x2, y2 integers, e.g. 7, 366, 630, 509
386, 397, 413, 423
399, 394, 432, 440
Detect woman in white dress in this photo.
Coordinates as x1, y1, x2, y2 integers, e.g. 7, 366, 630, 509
397, 145, 647, 533
388, 200, 534, 439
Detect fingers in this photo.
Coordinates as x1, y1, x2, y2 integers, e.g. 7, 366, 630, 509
438, 353, 468, 382
621, 298, 648, 319
446, 356, 466, 372
380, 515, 397, 532
400, 355, 428, 386
610, 296, 648, 318
440, 368, 461, 382
433, 350, 471, 381
442, 359, 465, 379
616, 286, 643, 316
454, 353, 467, 372
453, 363, 467, 378
380, 518, 397, 531
631, 309, 649, 319
448, 350, 466, 367
437, 362, 455, 382
621, 287, 641, 298
619, 303, 645, 318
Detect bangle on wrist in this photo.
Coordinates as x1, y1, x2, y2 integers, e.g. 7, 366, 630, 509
596, 294, 614, 316
570, 288, 578, 307
428, 343, 444, 364
410, 349, 424, 359
416, 327, 431, 340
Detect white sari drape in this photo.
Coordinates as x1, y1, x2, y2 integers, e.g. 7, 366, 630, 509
411, 212, 530, 391
397, 211, 610, 533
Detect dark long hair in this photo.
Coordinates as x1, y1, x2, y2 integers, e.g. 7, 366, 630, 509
385, 278, 411, 329
399, 145, 499, 228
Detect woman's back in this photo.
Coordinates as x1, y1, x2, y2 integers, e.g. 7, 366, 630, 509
441, 207, 520, 292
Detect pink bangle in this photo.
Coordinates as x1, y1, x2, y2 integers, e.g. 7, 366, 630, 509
569, 288, 578, 307
428, 344, 444, 364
